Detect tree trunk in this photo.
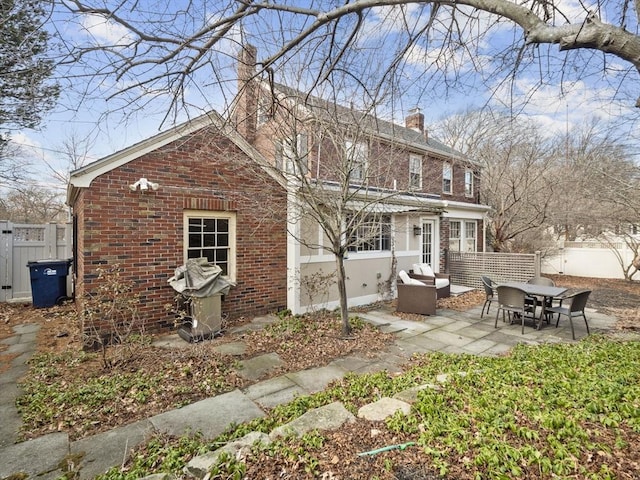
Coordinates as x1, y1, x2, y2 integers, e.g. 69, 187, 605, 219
334, 253, 352, 337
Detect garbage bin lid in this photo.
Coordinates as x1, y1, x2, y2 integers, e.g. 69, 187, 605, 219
27, 259, 73, 266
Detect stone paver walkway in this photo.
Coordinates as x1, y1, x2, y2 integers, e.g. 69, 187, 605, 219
0, 304, 626, 479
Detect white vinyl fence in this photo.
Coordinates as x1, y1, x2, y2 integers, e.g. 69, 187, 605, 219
542, 242, 635, 280
0, 221, 73, 302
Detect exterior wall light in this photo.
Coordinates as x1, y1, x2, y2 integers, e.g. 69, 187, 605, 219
413, 225, 422, 236
129, 178, 160, 192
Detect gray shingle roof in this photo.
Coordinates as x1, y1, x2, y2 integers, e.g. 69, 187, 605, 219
268, 82, 466, 160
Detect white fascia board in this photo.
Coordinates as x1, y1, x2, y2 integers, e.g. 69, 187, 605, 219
69, 112, 222, 189
442, 200, 492, 219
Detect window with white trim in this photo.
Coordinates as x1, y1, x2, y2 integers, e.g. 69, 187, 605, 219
448, 219, 477, 253
465, 221, 476, 252
465, 168, 474, 197
345, 140, 368, 183
443, 162, 452, 194
347, 214, 391, 252
409, 154, 422, 190
449, 220, 461, 252
275, 133, 309, 175
257, 97, 272, 127
184, 211, 236, 279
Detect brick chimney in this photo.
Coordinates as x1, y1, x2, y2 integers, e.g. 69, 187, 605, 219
405, 107, 427, 140
234, 44, 258, 143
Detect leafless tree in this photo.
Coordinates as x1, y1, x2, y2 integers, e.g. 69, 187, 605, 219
229, 71, 421, 335
561, 132, 640, 280
0, 141, 31, 190
43, 133, 94, 187
434, 109, 640, 276
432, 109, 557, 251
0, 186, 67, 223
55, 0, 640, 127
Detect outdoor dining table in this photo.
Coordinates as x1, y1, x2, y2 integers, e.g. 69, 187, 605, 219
499, 282, 568, 330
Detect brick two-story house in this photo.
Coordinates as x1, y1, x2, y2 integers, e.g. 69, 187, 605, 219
67, 45, 490, 334
232, 45, 491, 314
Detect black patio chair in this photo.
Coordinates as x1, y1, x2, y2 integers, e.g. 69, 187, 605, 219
526, 276, 556, 322
495, 285, 536, 334
480, 275, 496, 319
546, 289, 592, 340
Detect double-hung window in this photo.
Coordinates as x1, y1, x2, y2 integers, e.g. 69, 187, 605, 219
345, 140, 368, 183
449, 220, 461, 252
347, 214, 391, 252
448, 219, 477, 253
275, 133, 309, 175
409, 154, 422, 190
184, 211, 236, 279
465, 221, 476, 252
465, 168, 474, 197
443, 162, 452, 194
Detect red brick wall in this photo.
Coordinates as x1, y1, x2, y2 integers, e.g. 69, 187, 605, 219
74, 127, 288, 335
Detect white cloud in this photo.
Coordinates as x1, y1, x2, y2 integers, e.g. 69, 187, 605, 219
81, 13, 134, 45
490, 78, 634, 136
403, 41, 492, 76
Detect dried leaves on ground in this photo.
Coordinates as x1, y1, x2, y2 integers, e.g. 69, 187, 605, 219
0, 306, 394, 440
0, 275, 638, 445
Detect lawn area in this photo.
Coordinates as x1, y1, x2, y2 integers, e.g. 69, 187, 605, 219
102, 335, 640, 480
1, 274, 639, 479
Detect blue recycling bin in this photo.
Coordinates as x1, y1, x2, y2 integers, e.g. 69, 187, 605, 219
27, 259, 73, 308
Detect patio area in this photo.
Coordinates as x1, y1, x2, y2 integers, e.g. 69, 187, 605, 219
359, 302, 624, 358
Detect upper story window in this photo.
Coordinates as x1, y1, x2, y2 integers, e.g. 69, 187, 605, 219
465, 168, 474, 197
347, 214, 391, 252
185, 211, 236, 280
443, 162, 452, 194
275, 133, 309, 175
409, 154, 422, 190
256, 97, 272, 127
345, 140, 368, 183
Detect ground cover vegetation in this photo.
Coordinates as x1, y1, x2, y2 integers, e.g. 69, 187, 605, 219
0, 275, 638, 479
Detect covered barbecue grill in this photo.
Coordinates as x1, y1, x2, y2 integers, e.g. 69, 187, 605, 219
168, 258, 235, 342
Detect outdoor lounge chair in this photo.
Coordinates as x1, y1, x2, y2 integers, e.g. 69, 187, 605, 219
546, 289, 592, 340
495, 285, 536, 334
396, 270, 437, 315
409, 263, 450, 299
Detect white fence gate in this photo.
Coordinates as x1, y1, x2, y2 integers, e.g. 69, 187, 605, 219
0, 221, 73, 302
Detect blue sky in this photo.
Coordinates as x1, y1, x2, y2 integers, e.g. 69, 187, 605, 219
13, 1, 640, 193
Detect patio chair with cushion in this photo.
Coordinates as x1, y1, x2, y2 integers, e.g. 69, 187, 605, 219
409, 263, 450, 299
480, 275, 496, 318
396, 270, 437, 315
495, 285, 536, 334
545, 289, 592, 340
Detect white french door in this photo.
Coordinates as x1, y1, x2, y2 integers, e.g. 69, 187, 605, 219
421, 220, 435, 266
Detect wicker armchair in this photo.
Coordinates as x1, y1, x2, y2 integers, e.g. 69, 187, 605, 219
408, 271, 451, 299
396, 281, 437, 316
396, 270, 437, 315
